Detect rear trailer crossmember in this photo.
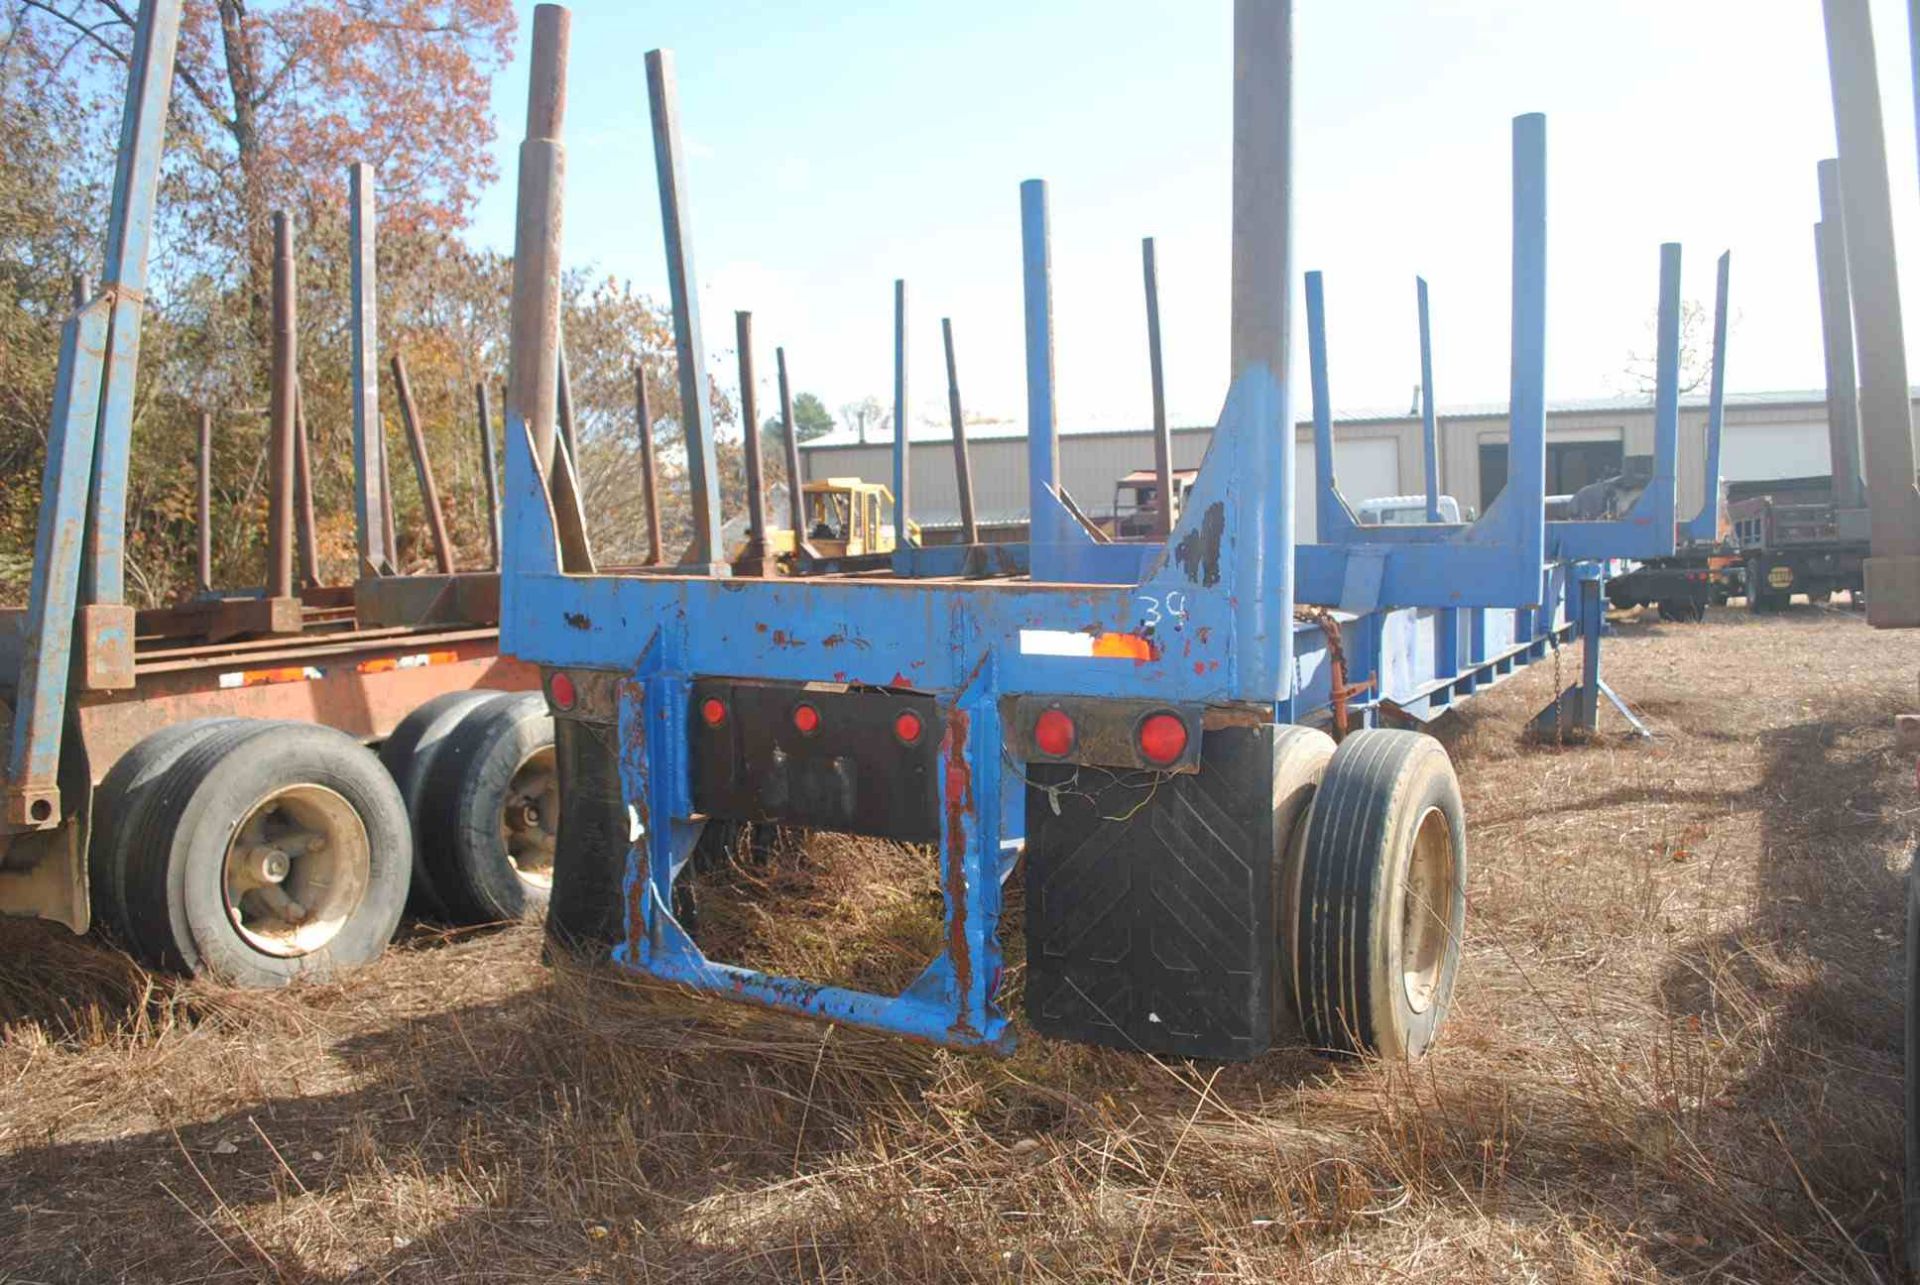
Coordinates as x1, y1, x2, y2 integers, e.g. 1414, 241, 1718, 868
502, 3, 1727, 1059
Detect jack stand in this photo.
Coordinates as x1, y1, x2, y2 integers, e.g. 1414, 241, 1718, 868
1531, 570, 1651, 741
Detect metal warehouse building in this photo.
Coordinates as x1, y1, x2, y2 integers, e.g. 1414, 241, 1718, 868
798, 389, 1907, 538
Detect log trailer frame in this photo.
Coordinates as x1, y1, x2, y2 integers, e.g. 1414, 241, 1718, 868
501, 1, 1726, 1060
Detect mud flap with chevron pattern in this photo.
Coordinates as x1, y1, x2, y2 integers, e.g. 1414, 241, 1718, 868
1023, 723, 1289, 1061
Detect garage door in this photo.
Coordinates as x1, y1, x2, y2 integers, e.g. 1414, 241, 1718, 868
1294, 437, 1402, 540
1722, 421, 1836, 482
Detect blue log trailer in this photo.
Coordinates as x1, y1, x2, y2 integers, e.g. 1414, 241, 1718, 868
501, 1, 1728, 1061
0, 0, 554, 983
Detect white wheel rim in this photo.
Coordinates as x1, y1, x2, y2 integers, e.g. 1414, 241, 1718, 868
1401, 805, 1454, 1015
501, 745, 557, 892
222, 784, 371, 957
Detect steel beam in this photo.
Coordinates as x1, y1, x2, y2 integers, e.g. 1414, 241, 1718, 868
646, 48, 726, 573
1683, 251, 1732, 543
1021, 180, 1060, 560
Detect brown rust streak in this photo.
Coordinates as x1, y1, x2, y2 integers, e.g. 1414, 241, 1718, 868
942, 707, 978, 1039
618, 676, 652, 957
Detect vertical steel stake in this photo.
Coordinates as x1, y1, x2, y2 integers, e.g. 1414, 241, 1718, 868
1815, 160, 1866, 510
941, 319, 980, 545
476, 382, 503, 570
634, 367, 664, 565
391, 353, 457, 574
197, 409, 213, 594
1142, 237, 1174, 539
349, 163, 392, 577
294, 382, 321, 588
646, 49, 726, 572
266, 212, 297, 601
776, 348, 807, 543
736, 311, 770, 568
892, 279, 914, 545
1416, 277, 1441, 521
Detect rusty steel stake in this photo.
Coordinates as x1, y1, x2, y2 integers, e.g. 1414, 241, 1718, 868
776, 347, 806, 541
635, 366, 664, 565
736, 311, 769, 568
266, 211, 297, 600
1142, 237, 1174, 539
293, 382, 320, 588
941, 318, 981, 545
390, 353, 456, 574
196, 409, 213, 593
475, 381, 502, 570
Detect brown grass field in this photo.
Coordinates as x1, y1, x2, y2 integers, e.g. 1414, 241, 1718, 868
2, 606, 1915, 1282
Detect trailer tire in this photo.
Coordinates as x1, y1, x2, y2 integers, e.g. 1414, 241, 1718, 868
89, 718, 247, 944
379, 690, 500, 918
417, 693, 556, 924
122, 721, 410, 985
1294, 729, 1466, 1059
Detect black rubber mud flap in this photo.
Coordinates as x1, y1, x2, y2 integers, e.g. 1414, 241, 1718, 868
545, 717, 629, 960
1024, 723, 1284, 1061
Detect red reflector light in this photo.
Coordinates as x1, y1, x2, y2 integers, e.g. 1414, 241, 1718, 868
793, 703, 821, 734
700, 697, 727, 727
894, 710, 923, 744
1138, 712, 1189, 765
549, 672, 577, 711
1033, 708, 1075, 757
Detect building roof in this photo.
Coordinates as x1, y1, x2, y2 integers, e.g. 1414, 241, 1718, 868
799, 388, 1864, 452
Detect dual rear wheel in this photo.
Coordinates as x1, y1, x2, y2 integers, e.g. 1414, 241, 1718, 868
88, 692, 555, 987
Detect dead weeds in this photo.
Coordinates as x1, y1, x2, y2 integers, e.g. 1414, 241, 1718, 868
1, 607, 1914, 1282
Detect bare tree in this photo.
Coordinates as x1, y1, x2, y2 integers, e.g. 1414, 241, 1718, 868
1622, 299, 1719, 398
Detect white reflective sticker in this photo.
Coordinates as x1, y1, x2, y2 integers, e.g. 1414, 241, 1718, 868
1019, 629, 1095, 657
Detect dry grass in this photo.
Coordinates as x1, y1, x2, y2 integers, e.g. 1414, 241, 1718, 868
1, 606, 1914, 1282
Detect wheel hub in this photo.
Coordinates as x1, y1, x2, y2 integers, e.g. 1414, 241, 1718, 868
502, 746, 558, 892
1401, 805, 1455, 1015
222, 785, 371, 958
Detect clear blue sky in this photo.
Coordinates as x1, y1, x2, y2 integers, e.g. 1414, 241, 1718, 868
465, 1, 1920, 436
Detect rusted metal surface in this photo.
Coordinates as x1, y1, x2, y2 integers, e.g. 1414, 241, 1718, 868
476, 382, 503, 569
76, 604, 136, 692
294, 383, 321, 588
1142, 237, 1174, 540
267, 211, 298, 601
355, 571, 502, 630
557, 346, 580, 463
734, 311, 770, 570
892, 279, 912, 543
75, 642, 535, 780
508, 5, 569, 480
196, 409, 213, 592
940, 318, 980, 545
635, 366, 664, 565
391, 353, 457, 574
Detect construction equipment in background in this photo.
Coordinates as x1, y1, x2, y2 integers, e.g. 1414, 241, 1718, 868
0, 0, 550, 984
764, 478, 918, 565
501, 1, 1724, 1063
1109, 467, 1196, 538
